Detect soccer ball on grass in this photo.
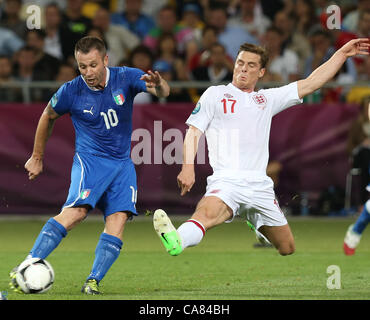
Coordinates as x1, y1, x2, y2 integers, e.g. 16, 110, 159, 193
11, 258, 54, 294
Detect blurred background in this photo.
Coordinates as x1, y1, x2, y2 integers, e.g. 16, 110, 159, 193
0, 0, 369, 217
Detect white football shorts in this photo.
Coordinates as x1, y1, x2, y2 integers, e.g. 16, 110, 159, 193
204, 170, 288, 230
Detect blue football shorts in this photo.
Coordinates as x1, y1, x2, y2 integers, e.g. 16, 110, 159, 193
62, 152, 138, 218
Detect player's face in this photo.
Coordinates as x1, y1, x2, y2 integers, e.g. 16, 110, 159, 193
76, 49, 108, 89
232, 51, 265, 92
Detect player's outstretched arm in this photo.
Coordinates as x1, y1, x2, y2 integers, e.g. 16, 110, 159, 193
177, 125, 203, 196
24, 103, 60, 180
140, 70, 170, 98
297, 38, 370, 99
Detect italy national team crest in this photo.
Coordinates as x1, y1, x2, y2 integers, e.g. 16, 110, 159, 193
80, 189, 91, 200
113, 91, 125, 105
252, 94, 267, 109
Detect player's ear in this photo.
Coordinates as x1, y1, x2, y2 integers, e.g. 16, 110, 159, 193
258, 68, 266, 78
103, 54, 108, 67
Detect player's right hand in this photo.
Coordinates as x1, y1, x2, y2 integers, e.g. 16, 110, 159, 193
177, 169, 195, 196
24, 156, 43, 180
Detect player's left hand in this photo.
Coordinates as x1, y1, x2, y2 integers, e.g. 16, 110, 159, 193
339, 38, 370, 57
140, 70, 163, 88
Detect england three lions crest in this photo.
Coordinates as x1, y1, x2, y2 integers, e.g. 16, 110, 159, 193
252, 94, 267, 109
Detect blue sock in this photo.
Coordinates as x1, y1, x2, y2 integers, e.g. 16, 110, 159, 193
30, 218, 67, 259
353, 200, 370, 235
87, 233, 122, 283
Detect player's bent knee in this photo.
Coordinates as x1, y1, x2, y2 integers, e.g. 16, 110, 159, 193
278, 243, 295, 256
55, 206, 89, 230
193, 197, 232, 230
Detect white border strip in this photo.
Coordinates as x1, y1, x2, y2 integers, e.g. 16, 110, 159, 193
64, 152, 84, 208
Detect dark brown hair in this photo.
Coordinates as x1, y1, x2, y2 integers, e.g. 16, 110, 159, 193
74, 36, 106, 58
237, 43, 269, 69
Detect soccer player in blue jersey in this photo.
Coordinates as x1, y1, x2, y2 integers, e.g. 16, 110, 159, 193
343, 179, 370, 255
10, 36, 170, 295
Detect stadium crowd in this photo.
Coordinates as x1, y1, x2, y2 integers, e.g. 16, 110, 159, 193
0, 0, 369, 104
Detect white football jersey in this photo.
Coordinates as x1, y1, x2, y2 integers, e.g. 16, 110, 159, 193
186, 82, 303, 175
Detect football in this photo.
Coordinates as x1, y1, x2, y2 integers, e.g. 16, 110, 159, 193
15, 258, 54, 294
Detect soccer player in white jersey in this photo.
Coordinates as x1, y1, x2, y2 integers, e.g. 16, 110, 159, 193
153, 39, 370, 257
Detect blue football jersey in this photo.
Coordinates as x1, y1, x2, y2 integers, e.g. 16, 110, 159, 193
50, 67, 147, 159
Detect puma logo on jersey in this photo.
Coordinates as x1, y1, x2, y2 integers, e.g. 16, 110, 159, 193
83, 106, 94, 115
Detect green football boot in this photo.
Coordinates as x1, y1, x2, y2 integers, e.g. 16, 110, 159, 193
9, 266, 23, 294
153, 209, 183, 256
81, 279, 100, 295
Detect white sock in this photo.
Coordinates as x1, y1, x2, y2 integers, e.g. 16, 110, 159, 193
177, 219, 205, 250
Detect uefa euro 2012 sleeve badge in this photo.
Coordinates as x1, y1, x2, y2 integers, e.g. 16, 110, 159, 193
50, 93, 58, 108
192, 102, 201, 114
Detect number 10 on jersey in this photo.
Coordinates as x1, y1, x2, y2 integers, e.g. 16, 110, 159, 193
221, 99, 236, 114
101, 109, 119, 129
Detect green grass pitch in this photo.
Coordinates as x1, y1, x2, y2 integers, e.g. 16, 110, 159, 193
0, 215, 370, 300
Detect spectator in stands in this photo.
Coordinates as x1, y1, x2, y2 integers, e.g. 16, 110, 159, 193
349, 9, 370, 70
346, 54, 370, 104
0, 55, 13, 83
179, 3, 205, 45
359, 55, 370, 81
114, 0, 167, 19
26, 29, 61, 81
355, 9, 370, 38
304, 29, 357, 82
293, 0, 319, 36
0, 55, 18, 102
143, 5, 194, 54
0, 26, 24, 56
13, 46, 36, 82
155, 32, 188, 82
128, 44, 154, 103
228, 0, 271, 41
304, 29, 357, 102
191, 42, 233, 102
343, 0, 370, 33
347, 95, 370, 204
0, 0, 27, 40
261, 26, 300, 82
151, 59, 192, 103
191, 43, 233, 83
110, 0, 155, 40
92, 6, 140, 67
55, 63, 77, 82
44, 2, 70, 61
81, 0, 110, 19
62, 0, 92, 34
128, 44, 154, 73
187, 25, 219, 72
273, 9, 311, 76
61, 0, 92, 60
206, 4, 258, 60
259, 0, 286, 21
